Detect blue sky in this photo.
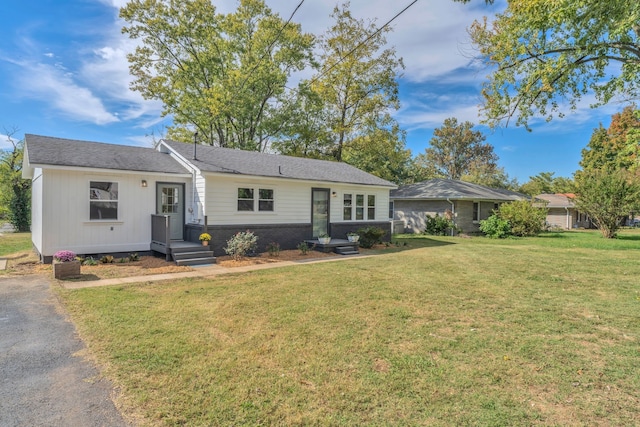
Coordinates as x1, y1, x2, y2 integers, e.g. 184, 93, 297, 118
0, 0, 627, 183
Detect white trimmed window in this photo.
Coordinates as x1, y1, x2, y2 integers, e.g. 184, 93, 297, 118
367, 195, 376, 220
473, 202, 479, 222
343, 193, 377, 221
343, 194, 353, 220
237, 188, 274, 212
90, 181, 118, 220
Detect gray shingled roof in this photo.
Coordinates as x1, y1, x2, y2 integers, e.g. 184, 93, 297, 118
391, 179, 527, 201
162, 139, 395, 187
25, 134, 189, 174
534, 193, 575, 208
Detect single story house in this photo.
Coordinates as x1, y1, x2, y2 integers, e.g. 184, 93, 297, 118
390, 179, 528, 234
534, 193, 592, 229
22, 134, 396, 263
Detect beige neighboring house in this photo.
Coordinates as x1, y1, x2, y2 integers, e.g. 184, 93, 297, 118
534, 193, 592, 229
390, 179, 528, 234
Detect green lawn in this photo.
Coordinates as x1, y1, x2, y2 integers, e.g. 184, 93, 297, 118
59, 230, 640, 426
0, 231, 32, 256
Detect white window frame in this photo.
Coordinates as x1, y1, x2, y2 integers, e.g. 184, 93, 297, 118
237, 187, 274, 212
89, 181, 119, 221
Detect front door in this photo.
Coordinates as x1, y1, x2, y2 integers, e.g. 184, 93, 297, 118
157, 183, 184, 240
311, 188, 330, 238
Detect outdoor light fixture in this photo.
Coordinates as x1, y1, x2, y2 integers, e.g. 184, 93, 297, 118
141, 180, 148, 187
332, 191, 337, 197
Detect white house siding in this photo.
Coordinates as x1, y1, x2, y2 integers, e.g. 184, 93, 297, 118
203, 175, 391, 226
30, 168, 44, 254
38, 169, 190, 259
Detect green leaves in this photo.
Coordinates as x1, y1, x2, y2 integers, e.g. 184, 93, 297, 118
121, 0, 314, 150
470, 0, 640, 128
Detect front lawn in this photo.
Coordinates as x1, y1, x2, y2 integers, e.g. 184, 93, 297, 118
59, 231, 640, 426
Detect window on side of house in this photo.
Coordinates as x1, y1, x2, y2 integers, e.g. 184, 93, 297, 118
89, 181, 118, 220
367, 195, 376, 220
472, 202, 479, 222
355, 194, 365, 220
389, 201, 394, 219
494, 203, 500, 212
237, 188, 254, 211
258, 189, 274, 211
343, 193, 352, 220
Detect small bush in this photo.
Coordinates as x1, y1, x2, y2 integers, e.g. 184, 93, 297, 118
479, 215, 511, 239
225, 230, 258, 260
129, 253, 140, 261
297, 241, 312, 255
497, 200, 547, 237
424, 213, 457, 236
82, 257, 98, 266
100, 255, 115, 264
357, 226, 386, 249
266, 242, 281, 257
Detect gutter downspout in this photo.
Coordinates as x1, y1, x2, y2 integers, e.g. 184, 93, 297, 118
447, 198, 455, 236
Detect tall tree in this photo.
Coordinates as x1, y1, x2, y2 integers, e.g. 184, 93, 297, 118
580, 105, 640, 172
469, 0, 640, 129
307, 3, 404, 162
519, 172, 574, 196
0, 129, 30, 232
574, 169, 640, 238
121, 0, 314, 150
417, 117, 498, 180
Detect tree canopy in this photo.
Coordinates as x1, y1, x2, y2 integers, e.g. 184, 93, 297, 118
469, 0, 640, 129
580, 104, 640, 172
415, 117, 498, 180
0, 129, 30, 231
121, 0, 314, 150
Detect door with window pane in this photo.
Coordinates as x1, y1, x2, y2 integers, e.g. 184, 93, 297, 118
156, 183, 184, 240
311, 188, 330, 238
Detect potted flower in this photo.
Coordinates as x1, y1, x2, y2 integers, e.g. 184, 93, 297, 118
318, 233, 331, 244
52, 250, 81, 279
347, 232, 360, 243
199, 232, 212, 246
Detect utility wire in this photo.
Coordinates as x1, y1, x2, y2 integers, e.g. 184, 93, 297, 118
238, 0, 306, 91
307, 0, 419, 87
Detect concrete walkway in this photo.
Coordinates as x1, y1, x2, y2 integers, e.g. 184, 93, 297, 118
61, 254, 368, 289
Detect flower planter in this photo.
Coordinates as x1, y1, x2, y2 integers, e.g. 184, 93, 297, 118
53, 260, 81, 279
347, 235, 359, 243
202, 240, 209, 246
318, 237, 331, 244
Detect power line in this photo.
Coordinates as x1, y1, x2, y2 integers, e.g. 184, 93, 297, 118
239, 0, 306, 90
307, 0, 419, 87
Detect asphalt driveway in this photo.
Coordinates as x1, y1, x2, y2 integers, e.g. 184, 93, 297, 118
0, 275, 129, 426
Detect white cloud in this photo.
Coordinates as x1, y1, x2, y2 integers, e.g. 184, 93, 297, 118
18, 61, 119, 125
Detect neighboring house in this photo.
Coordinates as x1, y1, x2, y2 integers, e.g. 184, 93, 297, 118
22, 134, 396, 263
534, 193, 592, 229
390, 179, 527, 234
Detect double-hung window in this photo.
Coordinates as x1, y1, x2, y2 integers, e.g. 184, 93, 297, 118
90, 181, 118, 220
237, 188, 274, 212
472, 202, 479, 222
343, 194, 353, 220
367, 195, 376, 220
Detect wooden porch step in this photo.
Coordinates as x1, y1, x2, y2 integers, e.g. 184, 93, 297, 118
175, 256, 216, 267
334, 246, 359, 255
172, 249, 214, 260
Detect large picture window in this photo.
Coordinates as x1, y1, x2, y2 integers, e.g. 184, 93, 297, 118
90, 181, 118, 220
343, 192, 377, 221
